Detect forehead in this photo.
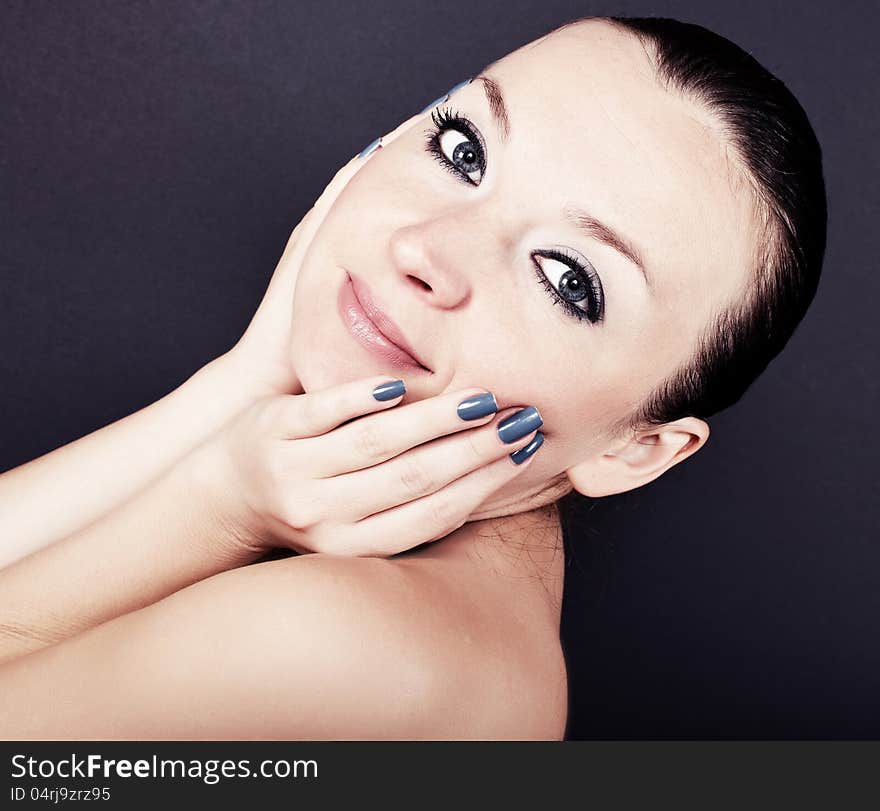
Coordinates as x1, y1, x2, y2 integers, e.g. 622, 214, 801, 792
490, 20, 759, 319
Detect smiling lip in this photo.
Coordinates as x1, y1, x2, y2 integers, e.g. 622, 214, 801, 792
338, 271, 432, 373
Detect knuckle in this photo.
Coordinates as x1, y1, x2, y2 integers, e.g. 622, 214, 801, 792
306, 528, 329, 554
311, 524, 358, 557
353, 422, 387, 460
427, 494, 458, 529
280, 492, 322, 531
398, 458, 435, 499
293, 394, 320, 434
462, 428, 485, 463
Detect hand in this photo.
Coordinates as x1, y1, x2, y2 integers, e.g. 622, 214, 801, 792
193, 375, 545, 558
223, 111, 428, 400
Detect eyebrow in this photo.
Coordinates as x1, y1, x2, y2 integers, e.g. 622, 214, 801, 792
475, 72, 652, 290
563, 206, 651, 289
474, 73, 511, 143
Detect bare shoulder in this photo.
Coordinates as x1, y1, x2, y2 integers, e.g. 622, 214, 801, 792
255, 551, 569, 740
0, 547, 565, 740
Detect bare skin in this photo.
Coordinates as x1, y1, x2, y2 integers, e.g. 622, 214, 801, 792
0, 366, 564, 738
0, 508, 566, 740
0, 371, 566, 738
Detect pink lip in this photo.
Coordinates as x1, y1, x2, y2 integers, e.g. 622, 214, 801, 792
338, 271, 432, 373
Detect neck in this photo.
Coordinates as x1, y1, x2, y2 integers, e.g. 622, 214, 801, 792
400, 501, 566, 628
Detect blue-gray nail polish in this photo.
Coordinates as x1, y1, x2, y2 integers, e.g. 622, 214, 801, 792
358, 136, 382, 159
457, 392, 498, 421
373, 379, 406, 401
497, 406, 543, 444
510, 431, 544, 465
418, 77, 473, 116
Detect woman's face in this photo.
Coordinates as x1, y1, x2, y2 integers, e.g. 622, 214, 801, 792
289, 20, 760, 516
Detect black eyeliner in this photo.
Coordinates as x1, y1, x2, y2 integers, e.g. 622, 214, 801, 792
531, 250, 605, 324
424, 106, 486, 185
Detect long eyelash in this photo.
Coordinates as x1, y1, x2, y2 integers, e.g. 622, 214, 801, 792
532, 249, 605, 324
423, 106, 484, 185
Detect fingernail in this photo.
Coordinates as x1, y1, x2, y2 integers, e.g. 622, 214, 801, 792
417, 77, 474, 116
457, 392, 498, 421
497, 406, 543, 444
373, 379, 406, 401
510, 431, 544, 465
358, 136, 382, 159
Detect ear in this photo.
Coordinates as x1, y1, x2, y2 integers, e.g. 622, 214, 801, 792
565, 417, 710, 498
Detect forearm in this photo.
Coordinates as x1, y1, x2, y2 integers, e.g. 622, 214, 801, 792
0, 438, 261, 665
0, 350, 260, 568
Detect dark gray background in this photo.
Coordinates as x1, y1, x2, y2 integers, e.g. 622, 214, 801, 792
1, 0, 877, 739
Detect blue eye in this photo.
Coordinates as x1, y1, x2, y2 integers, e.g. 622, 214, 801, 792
424, 106, 486, 185
531, 249, 605, 325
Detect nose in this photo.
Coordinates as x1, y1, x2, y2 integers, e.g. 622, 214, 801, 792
387, 215, 476, 310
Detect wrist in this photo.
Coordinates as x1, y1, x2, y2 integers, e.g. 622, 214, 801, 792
183, 438, 274, 566
217, 339, 303, 400
192, 349, 271, 410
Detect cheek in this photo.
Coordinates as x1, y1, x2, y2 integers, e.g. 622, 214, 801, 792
332, 150, 423, 232
440, 328, 613, 447
490, 345, 638, 463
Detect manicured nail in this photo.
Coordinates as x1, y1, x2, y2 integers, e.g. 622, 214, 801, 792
510, 431, 544, 464
373, 379, 406, 401
497, 406, 543, 444
418, 78, 473, 116
457, 392, 498, 421
358, 136, 382, 159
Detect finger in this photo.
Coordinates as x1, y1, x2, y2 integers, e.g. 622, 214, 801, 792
383, 76, 475, 146
324, 406, 543, 520
273, 375, 410, 439
336, 430, 546, 557
374, 110, 423, 150
294, 387, 506, 477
